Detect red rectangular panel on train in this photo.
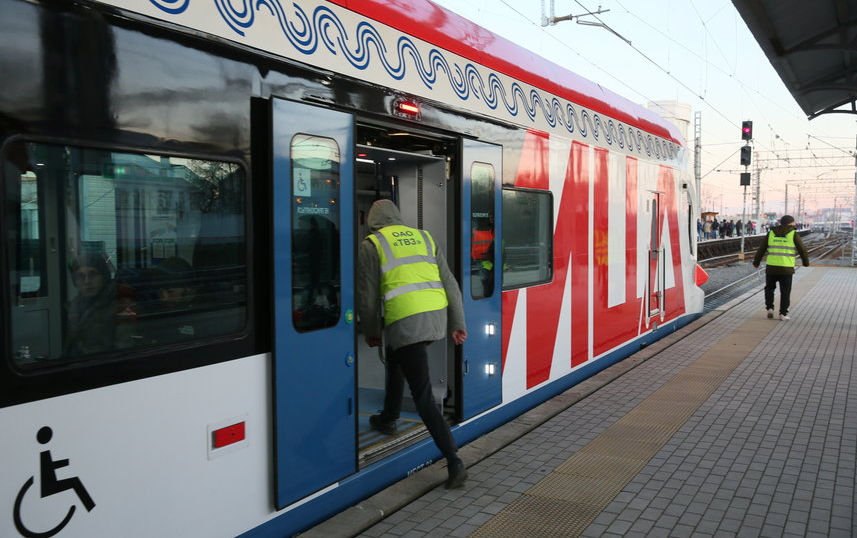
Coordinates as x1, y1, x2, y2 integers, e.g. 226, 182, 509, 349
212, 422, 246, 449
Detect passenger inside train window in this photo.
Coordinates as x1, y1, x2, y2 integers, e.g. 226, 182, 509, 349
64, 253, 136, 357
470, 161, 496, 300
471, 216, 495, 298
141, 256, 209, 345
6, 141, 248, 367
292, 214, 341, 332
151, 257, 196, 312
302, 216, 339, 311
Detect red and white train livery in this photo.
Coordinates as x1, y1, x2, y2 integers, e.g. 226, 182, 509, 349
0, 0, 705, 536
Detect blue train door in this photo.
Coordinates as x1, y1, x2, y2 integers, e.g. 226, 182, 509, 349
271, 98, 356, 509
460, 140, 503, 419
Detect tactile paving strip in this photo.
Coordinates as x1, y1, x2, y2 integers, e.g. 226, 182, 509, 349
470, 280, 822, 538
474, 496, 603, 538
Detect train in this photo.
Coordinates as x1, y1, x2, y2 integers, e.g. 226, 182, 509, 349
0, 0, 707, 536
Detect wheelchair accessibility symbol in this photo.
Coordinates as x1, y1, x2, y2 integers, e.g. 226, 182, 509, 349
13, 427, 95, 538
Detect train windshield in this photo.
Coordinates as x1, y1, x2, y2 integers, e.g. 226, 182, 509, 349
4, 142, 247, 368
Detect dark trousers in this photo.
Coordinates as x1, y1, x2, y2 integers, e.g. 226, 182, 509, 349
480, 267, 494, 297
765, 273, 793, 315
380, 341, 458, 462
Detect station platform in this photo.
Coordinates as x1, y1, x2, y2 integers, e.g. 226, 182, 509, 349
302, 265, 856, 538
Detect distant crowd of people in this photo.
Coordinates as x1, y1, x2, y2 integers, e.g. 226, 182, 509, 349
696, 218, 806, 242
698, 218, 751, 240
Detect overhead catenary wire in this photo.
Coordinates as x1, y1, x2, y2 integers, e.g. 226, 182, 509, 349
484, 0, 852, 157
450, 0, 853, 214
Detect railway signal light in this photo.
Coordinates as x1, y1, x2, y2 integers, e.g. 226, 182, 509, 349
741, 120, 753, 140
740, 172, 751, 186
740, 145, 751, 166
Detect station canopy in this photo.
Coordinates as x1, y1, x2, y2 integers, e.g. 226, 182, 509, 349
732, 0, 857, 119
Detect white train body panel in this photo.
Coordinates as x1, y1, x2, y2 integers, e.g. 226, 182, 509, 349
0, 0, 704, 536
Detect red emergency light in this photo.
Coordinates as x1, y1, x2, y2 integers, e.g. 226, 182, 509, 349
395, 100, 420, 117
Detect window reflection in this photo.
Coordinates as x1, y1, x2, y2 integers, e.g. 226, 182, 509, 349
19, 170, 42, 296
501, 188, 553, 289
470, 163, 495, 299
4, 142, 247, 368
291, 134, 341, 332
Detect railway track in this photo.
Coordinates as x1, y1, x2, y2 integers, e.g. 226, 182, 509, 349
699, 232, 846, 268
808, 235, 852, 261
700, 231, 853, 312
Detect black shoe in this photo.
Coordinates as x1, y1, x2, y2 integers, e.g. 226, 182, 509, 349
445, 458, 468, 489
369, 415, 396, 435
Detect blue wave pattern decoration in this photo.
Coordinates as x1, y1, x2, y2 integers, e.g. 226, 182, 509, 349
149, 0, 190, 14
149, 0, 678, 160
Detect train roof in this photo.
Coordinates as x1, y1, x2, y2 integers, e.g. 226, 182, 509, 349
330, 0, 684, 145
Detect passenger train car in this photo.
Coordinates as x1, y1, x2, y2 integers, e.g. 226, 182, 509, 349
0, 0, 706, 536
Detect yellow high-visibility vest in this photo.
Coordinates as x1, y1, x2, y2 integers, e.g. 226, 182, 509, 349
766, 230, 797, 267
368, 225, 448, 325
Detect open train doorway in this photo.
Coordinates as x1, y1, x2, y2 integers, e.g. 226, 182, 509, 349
353, 122, 459, 466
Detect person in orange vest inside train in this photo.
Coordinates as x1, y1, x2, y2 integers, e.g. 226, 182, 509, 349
752, 215, 810, 321
471, 216, 495, 297
357, 199, 469, 489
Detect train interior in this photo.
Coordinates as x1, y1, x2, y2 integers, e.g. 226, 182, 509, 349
353, 122, 459, 465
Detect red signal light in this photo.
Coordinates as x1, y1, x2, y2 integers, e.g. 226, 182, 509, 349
741, 120, 753, 140
395, 101, 420, 117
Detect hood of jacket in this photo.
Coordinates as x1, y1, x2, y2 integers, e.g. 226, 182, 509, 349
770, 224, 795, 237
367, 199, 405, 232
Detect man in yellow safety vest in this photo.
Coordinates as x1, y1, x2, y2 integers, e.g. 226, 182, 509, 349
357, 199, 468, 489
752, 215, 810, 321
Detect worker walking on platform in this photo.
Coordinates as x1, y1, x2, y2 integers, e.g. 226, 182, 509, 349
752, 215, 810, 320
357, 199, 469, 489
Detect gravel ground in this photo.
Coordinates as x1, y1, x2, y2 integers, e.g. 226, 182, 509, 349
697, 231, 833, 312
699, 260, 763, 313
699, 260, 760, 295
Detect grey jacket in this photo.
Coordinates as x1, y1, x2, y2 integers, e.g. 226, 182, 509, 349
357, 200, 466, 351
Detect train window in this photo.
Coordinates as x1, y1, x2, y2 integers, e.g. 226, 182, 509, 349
16, 169, 45, 297
290, 134, 341, 332
501, 188, 553, 289
470, 162, 495, 299
4, 142, 247, 369
651, 199, 659, 248
688, 203, 695, 254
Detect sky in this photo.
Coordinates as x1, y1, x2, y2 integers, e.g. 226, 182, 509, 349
429, 0, 857, 222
